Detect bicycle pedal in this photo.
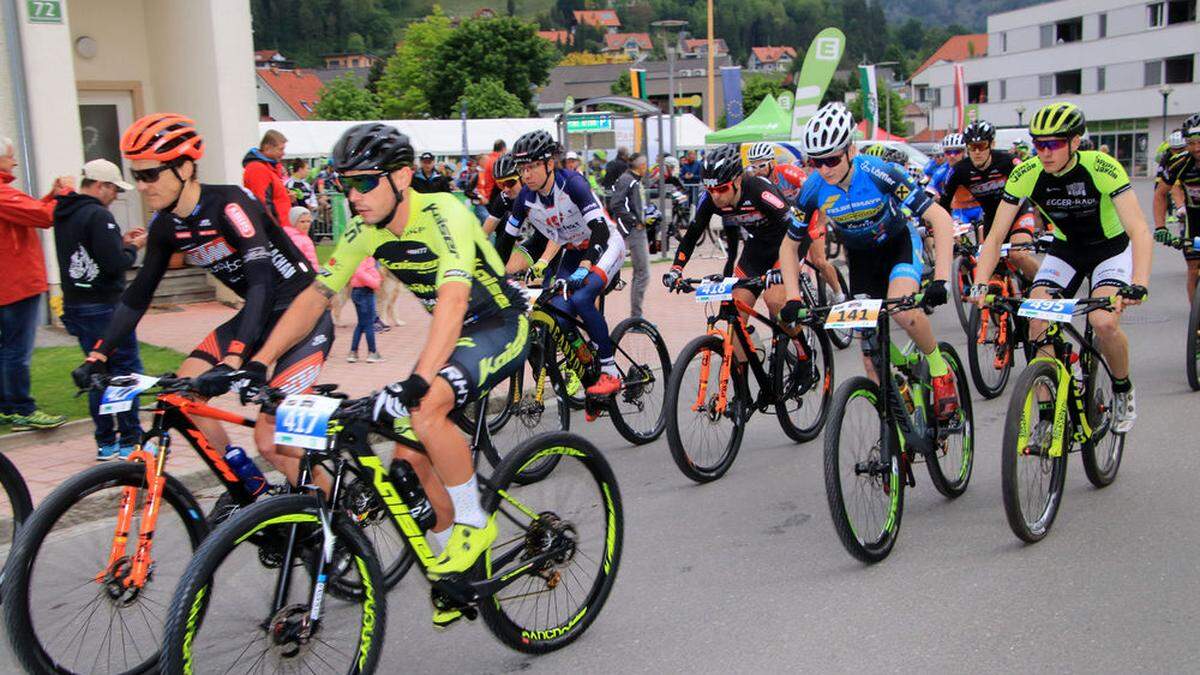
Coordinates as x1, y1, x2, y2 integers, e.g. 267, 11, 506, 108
430, 575, 479, 606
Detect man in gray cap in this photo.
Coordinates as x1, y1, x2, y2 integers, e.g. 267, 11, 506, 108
53, 159, 147, 460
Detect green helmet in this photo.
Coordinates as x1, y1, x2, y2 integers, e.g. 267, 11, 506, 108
862, 144, 888, 158
1029, 102, 1085, 138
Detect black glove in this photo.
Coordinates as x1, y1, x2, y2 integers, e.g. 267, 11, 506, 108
193, 363, 238, 398
372, 374, 430, 424
1117, 284, 1148, 302
71, 358, 107, 390
662, 267, 683, 291
922, 280, 948, 308
779, 299, 807, 325
234, 361, 270, 404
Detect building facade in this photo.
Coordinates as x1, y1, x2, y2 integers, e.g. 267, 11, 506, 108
537, 56, 733, 122
910, 0, 1199, 176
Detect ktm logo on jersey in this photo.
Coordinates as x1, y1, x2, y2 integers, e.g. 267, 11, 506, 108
224, 204, 256, 239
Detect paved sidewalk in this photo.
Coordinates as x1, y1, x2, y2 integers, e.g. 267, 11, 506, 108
7, 254, 732, 504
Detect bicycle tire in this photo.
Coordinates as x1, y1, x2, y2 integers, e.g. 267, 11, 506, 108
0, 451, 32, 599
1187, 288, 1200, 391
3, 460, 208, 675
923, 343, 975, 498
773, 325, 833, 443
1080, 350, 1125, 488
950, 256, 972, 335
608, 317, 671, 445
664, 335, 744, 483
159, 494, 384, 674
817, 267, 853, 350
824, 377, 903, 563
966, 305, 1014, 399
1000, 359, 1068, 543
328, 463, 416, 599
479, 432, 623, 654
483, 327, 568, 483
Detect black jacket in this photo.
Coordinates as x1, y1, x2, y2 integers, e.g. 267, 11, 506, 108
601, 158, 628, 190
411, 169, 453, 194
608, 170, 645, 230
53, 193, 138, 304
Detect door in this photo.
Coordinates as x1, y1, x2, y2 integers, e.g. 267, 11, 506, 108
77, 91, 144, 230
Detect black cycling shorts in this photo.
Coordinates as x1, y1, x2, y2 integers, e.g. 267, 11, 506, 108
733, 240, 781, 293
846, 225, 924, 300
1183, 208, 1200, 261
438, 311, 530, 409
191, 306, 334, 395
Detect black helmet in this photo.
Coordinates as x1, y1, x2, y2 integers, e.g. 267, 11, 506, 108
882, 146, 909, 166
512, 130, 557, 163
493, 152, 517, 180
331, 123, 413, 173
963, 120, 996, 144
702, 144, 743, 186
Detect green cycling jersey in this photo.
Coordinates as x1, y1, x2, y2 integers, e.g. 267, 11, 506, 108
1001, 150, 1132, 247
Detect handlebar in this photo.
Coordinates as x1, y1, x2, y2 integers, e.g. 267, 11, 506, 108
982, 294, 1116, 316
784, 293, 927, 328
1160, 235, 1200, 252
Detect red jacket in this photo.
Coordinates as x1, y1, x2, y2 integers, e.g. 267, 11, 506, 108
0, 171, 63, 305
477, 151, 502, 203
241, 149, 292, 228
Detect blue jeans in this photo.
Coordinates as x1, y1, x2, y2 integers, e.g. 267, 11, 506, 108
62, 302, 144, 446
550, 250, 614, 360
0, 294, 40, 416
351, 287, 377, 353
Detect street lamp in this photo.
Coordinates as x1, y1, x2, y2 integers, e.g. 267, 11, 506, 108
651, 19, 688, 158
1160, 84, 1174, 138
1015, 104, 1026, 126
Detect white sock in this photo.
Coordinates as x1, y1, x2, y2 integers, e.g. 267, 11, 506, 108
445, 475, 487, 529
601, 357, 619, 378
430, 526, 453, 552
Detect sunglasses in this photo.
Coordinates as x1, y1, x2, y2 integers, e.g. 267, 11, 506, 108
705, 181, 735, 195
944, 149, 963, 156
751, 161, 774, 172
967, 142, 991, 152
130, 164, 176, 184
1032, 138, 1069, 152
497, 177, 520, 188
340, 172, 388, 195
805, 154, 844, 169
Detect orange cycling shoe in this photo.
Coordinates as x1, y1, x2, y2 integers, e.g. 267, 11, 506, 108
931, 372, 960, 421
586, 373, 622, 397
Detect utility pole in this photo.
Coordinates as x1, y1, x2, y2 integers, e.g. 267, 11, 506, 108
652, 19, 688, 157
706, 0, 715, 128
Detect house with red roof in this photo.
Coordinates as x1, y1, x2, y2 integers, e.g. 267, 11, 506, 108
603, 32, 653, 59
679, 37, 728, 59
748, 46, 796, 73
256, 67, 326, 121
573, 9, 620, 34
537, 30, 573, 46
906, 34, 988, 135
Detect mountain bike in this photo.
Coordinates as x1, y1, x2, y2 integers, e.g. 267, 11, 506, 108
815, 293, 975, 563
991, 295, 1128, 543
0, 450, 33, 596
1160, 235, 1200, 390
158, 386, 623, 673
802, 258, 852, 350
664, 275, 833, 483
965, 241, 1040, 399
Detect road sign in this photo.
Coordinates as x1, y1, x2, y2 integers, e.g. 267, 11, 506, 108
673, 95, 702, 107
27, 0, 62, 23
566, 113, 614, 134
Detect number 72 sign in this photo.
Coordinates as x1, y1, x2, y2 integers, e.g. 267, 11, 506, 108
27, 0, 62, 23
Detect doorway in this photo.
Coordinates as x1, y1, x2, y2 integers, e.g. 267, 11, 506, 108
77, 90, 144, 230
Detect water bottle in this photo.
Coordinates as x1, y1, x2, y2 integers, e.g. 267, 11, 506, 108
747, 324, 767, 364
223, 445, 269, 497
389, 460, 436, 532
569, 331, 593, 364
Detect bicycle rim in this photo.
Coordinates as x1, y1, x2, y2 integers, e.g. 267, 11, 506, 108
609, 318, 670, 444
775, 326, 833, 443
665, 335, 743, 482
1187, 290, 1200, 391
966, 305, 1013, 399
1001, 362, 1067, 542
1081, 358, 1124, 487
925, 344, 974, 497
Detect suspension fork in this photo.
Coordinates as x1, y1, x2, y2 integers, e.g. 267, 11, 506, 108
100, 421, 171, 587
692, 320, 723, 412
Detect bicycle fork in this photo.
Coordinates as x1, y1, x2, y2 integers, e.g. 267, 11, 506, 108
99, 433, 170, 592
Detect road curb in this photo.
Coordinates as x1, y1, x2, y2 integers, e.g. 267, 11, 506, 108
0, 418, 96, 451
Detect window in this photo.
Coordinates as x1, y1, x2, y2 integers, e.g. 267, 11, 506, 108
1168, 0, 1197, 24
1099, 13, 1108, 37
1039, 75, 1053, 96
1000, 79, 1007, 100
1001, 31, 1008, 52
1165, 54, 1195, 83
1149, 2, 1165, 27
1097, 66, 1106, 91
1145, 59, 1163, 85
1040, 24, 1053, 47
1055, 17, 1083, 43
258, 103, 270, 118
967, 82, 988, 104
1055, 69, 1082, 94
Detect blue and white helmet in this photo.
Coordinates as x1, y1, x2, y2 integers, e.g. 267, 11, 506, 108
802, 104, 855, 158
942, 133, 965, 150
1168, 130, 1185, 149
747, 142, 775, 163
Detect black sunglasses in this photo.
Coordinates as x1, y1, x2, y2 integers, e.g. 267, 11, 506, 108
806, 153, 844, 169
130, 164, 176, 184
341, 172, 388, 195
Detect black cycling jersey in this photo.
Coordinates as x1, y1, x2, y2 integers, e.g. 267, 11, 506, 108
938, 150, 1027, 228
486, 189, 514, 222
674, 175, 805, 276
95, 184, 314, 358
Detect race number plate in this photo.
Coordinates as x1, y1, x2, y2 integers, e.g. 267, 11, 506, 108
695, 277, 737, 303
275, 394, 342, 449
521, 288, 542, 310
975, 243, 1012, 257
825, 299, 883, 329
99, 374, 161, 414
1017, 297, 1078, 323
953, 222, 974, 237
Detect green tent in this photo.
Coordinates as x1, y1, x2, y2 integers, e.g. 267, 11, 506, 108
704, 94, 793, 144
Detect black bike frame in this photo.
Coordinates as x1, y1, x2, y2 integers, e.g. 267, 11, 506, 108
870, 306, 937, 483
147, 391, 260, 505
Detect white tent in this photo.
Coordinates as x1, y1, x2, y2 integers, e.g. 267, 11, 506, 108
260, 118, 557, 158
611, 113, 712, 156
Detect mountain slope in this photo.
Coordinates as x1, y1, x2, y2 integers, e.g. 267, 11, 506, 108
881, 0, 1049, 31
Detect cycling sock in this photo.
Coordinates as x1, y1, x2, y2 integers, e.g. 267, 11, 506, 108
445, 475, 487, 529
430, 526, 453, 551
925, 346, 949, 378
1112, 376, 1132, 394
600, 357, 619, 378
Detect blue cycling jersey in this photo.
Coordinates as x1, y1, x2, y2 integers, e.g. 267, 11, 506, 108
928, 162, 953, 195
789, 154, 933, 250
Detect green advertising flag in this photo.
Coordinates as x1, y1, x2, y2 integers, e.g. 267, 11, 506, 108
789, 27, 846, 139
858, 64, 878, 140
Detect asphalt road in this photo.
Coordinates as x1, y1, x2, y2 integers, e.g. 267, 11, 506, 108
4, 180, 1198, 673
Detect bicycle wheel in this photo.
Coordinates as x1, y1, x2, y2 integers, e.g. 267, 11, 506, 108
1187, 289, 1200, 391
0, 451, 33, 593
480, 432, 622, 654
609, 318, 671, 445
950, 256, 972, 335
484, 326, 568, 483
774, 326, 833, 443
664, 335, 745, 483
817, 267, 852, 350
334, 458, 415, 598
966, 306, 1014, 400
1001, 360, 1068, 543
1080, 352, 1125, 488
824, 377, 903, 563
3, 457, 208, 675
924, 343, 975, 498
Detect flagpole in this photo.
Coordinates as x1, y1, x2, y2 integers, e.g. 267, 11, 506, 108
706, 0, 715, 128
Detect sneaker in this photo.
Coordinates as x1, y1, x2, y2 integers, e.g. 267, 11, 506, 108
347, 352, 358, 363
119, 443, 137, 460
585, 373, 622, 398
0, 412, 14, 425
564, 370, 583, 398
374, 317, 391, 333
1114, 388, 1136, 434
930, 372, 960, 421
96, 442, 120, 461
426, 517, 497, 579
366, 352, 383, 363
11, 410, 67, 431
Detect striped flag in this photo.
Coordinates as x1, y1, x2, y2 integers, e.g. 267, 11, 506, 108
953, 64, 967, 132
630, 68, 647, 151
858, 65, 878, 139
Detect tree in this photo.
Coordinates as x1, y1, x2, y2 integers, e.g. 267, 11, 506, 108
375, 8, 453, 118
573, 23, 606, 53
313, 74, 382, 120
457, 79, 529, 118
611, 71, 631, 96
741, 73, 785, 115
345, 32, 366, 53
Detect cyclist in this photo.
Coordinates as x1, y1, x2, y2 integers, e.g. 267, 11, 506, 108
480, 152, 521, 236
1012, 140, 1032, 162
778, 104, 961, 420
496, 130, 627, 403
246, 124, 528, 625
938, 119, 1040, 280
1154, 127, 1189, 229
69, 113, 329, 488
923, 144, 946, 186
747, 142, 844, 303
1153, 114, 1200, 305
936, 132, 985, 228
971, 102, 1152, 433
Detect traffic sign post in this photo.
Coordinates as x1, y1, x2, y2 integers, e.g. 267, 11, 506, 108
566, 113, 614, 134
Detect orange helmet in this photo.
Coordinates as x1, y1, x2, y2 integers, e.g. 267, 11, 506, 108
120, 113, 204, 162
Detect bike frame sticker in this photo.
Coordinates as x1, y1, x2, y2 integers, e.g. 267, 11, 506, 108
99, 374, 161, 414
825, 298, 882, 329
695, 277, 737, 303
1017, 297, 1078, 323
274, 394, 341, 449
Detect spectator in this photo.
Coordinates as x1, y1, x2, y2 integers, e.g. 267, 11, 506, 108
286, 159, 316, 209
286, 206, 319, 269
242, 129, 292, 227
412, 152, 452, 193
609, 153, 650, 319
680, 150, 701, 183
588, 150, 606, 177
477, 138, 506, 204
0, 136, 70, 430
348, 257, 383, 363
460, 156, 489, 223
54, 159, 145, 458
601, 146, 630, 192
1099, 143, 1112, 156
563, 151, 582, 174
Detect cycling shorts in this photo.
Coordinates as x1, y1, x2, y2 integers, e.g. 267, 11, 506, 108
438, 311, 529, 409
1183, 208, 1200, 260
191, 307, 334, 395
733, 240, 781, 293
846, 224, 924, 300
1032, 242, 1132, 297
953, 206, 984, 225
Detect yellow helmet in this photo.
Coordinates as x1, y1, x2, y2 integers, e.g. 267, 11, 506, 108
862, 144, 888, 158
1029, 102, 1085, 138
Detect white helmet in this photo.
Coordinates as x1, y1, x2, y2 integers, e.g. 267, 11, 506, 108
663, 155, 680, 169
802, 104, 855, 158
1168, 130, 1185, 149
747, 142, 775, 163
931, 144, 944, 155
942, 133, 965, 149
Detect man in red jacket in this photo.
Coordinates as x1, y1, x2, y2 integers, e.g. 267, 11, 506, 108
242, 129, 292, 228
0, 137, 70, 430
476, 138, 506, 204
